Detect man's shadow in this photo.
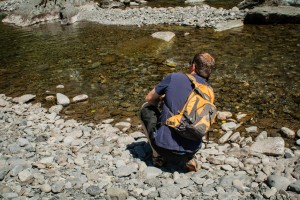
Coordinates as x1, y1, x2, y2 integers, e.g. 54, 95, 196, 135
126, 137, 186, 173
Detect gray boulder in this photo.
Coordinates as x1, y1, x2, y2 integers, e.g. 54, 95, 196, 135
250, 137, 285, 156
267, 175, 291, 190
244, 6, 300, 24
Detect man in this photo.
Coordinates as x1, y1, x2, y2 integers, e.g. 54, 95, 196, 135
140, 52, 216, 172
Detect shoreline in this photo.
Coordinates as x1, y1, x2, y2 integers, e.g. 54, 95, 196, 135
0, 93, 299, 199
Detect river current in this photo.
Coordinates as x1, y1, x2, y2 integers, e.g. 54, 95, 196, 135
0, 8, 299, 139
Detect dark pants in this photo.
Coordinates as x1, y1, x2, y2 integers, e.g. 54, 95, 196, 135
140, 103, 196, 164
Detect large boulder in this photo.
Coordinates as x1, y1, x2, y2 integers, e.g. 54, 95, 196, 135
238, 0, 300, 9
2, 0, 94, 26
244, 6, 300, 24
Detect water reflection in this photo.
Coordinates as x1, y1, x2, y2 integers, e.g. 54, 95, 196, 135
0, 18, 299, 135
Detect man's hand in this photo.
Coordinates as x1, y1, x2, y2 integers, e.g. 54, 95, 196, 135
145, 88, 162, 107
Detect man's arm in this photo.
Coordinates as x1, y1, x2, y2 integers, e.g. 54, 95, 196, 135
145, 88, 162, 107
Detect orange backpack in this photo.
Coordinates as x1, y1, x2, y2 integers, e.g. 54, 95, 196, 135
165, 74, 217, 141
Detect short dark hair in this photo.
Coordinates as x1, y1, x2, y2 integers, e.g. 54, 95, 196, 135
192, 53, 215, 79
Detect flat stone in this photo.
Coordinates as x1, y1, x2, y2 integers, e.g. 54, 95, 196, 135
49, 105, 63, 114
255, 131, 268, 142
221, 165, 234, 171
221, 122, 238, 131
250, 137, 285, 156
207, 155, 226, 165
225, 157, 240, 168
229, 132, 241, 142
17, 138, 29, 147
151, 31, 175, 42
12, 94, 36, 104
8, 143, 21, 154
219, 175, 251, 188
215, 19, 243, 32
72, 94, 88, 103
113, 165, 137, 177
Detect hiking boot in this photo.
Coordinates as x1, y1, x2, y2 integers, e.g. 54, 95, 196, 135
152, 155, 165, 167
185, 158, 199, 172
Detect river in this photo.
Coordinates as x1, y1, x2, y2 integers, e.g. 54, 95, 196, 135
0, 5, 299, 139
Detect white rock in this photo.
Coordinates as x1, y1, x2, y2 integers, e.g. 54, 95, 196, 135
221, 122, 238, 131
281, 127, 295, 138
255, 131, 268, 142
72, 94, 88, 103
17, 138, 29, 147
225, 157, 240, 168
18, 169, 33, 182
245, 126, 258, 133
45, 95, 55, 102
250, 137, 285, 156
151, 31, 175, 42
218, 131, 233, 144
102, 119, 114, 124
297, 129, 300, 138
0, 99, 9, 107
217, 111, 232, 120
56, 93, 70, 106
236, 113, 247, 121
56, 85, 64, 89
64, 136, 75, 146
40, 184, 52, 193
229, 132, 241, 142
296, 139, 300, 146
40, 157, 54, 164
221, 165, 234, 171
12, 94, 36, 104
49, 105, 63, 114
115, 122, 131, 131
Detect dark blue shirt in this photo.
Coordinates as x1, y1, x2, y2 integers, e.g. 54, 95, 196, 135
154, 72, 210, 152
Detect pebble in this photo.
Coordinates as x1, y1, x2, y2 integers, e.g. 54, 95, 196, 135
56, 93, 70, 106
281, 127, 295, 138
0, 94, 299, 199
221, 122, 238, 131
72, 94, 88, 103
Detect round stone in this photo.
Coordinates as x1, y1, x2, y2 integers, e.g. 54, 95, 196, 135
86, 185, 101, 196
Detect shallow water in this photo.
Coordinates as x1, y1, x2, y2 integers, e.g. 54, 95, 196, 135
0, 14, 299, 140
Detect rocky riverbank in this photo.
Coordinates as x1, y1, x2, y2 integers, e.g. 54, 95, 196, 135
0, 0, 247, 29
0, 93, 299, 199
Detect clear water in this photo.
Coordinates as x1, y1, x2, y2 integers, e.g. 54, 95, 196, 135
0, 14, 299, 140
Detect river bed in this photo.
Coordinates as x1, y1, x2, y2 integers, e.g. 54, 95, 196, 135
0, 14, 299, 139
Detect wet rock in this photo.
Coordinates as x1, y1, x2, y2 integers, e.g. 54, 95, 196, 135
245, 126, 258, 133
281, 127, 295, 138
151, 31, 175, 42
72, 94, 88, 103
244, 6, 300, 24
56, 93, 70, 106
267, 175, 291, 190
250, 137, 285, 156
217, 111, 232, 120
221, 122, 238, 131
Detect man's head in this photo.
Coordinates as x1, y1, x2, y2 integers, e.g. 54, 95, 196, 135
190, 53, 215, 79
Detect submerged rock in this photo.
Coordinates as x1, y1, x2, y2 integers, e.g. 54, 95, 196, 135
151, 32, 175, 42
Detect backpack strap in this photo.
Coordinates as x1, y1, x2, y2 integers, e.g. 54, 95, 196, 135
186, 74, 212, 102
